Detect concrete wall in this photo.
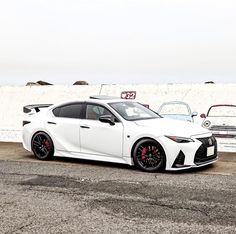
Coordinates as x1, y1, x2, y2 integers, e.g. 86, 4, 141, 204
0, 83, 235, 150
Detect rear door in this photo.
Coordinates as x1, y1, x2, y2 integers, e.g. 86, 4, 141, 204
46, 103, 85, 152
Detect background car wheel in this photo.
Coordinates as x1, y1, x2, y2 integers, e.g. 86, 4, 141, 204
133, 139, 166, 172
31, 132, 54, 160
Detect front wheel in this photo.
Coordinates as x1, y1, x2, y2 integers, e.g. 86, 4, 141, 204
31, 132, 54, 160
133, 139, 166, 172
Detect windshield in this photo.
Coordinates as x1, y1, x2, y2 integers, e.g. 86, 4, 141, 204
109, 102, 160, 121
208, 105, 236, 117
159, 103, 190, 116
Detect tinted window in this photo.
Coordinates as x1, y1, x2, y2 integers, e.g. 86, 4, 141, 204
53, 107, 60, 116
53, 104, 84, 119
86, 104, 113, 120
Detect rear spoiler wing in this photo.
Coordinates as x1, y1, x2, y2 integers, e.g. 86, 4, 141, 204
23, 104, 53, 113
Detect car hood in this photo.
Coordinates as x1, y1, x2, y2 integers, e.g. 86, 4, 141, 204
205, 117, 236, 127
160, 114, 192, 122
134, 118, 209, 137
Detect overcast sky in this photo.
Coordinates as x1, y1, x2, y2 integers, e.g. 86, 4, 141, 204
0, 0, 235, 86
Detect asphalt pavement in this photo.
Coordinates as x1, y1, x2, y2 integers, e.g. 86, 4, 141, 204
0, 142, 235, 233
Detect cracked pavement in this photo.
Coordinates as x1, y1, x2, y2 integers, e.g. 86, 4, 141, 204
0, 159, 235, 233
0, 142, 235, 233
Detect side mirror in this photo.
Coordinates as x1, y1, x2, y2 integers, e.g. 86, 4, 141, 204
192, 112, 198, 117
99, 115, 115, 125
142, 104, 149, 108
200, 113, 206, 118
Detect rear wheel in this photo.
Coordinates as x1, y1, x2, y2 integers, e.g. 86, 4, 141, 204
31, 132, 54, 160
133, 139, 165, 172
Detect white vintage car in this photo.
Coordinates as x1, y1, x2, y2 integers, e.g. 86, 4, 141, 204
201, 104, 236, 152
22, 96, 217, 172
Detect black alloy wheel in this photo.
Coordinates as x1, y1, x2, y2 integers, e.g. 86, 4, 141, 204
133, 139, 166, 172
31, 132, 54, 160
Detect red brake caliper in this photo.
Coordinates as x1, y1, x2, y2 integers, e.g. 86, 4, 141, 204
43, 139, 51, 150
141, 147, 147, 161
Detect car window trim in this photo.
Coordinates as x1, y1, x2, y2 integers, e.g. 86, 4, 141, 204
85, 102, 121, 122
52, 102, 86, 119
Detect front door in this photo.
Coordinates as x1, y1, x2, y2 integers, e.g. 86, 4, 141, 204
80, 104, 123, 158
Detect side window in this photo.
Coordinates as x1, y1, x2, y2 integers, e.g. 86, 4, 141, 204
86, 104, 113, 120
53, 107, 60, 117
52, 104, 84, 119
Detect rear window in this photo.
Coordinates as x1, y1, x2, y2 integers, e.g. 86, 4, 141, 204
53, 103, 84, 119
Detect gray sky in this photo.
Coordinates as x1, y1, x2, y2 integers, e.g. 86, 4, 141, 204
0, 0, 235, 85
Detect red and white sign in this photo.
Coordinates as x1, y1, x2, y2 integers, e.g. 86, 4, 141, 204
121, 91, 136, 99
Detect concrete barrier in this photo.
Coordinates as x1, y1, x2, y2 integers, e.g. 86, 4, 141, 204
0, 83, 235, 151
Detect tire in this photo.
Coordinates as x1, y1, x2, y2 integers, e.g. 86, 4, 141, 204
133, 139, 166, 172
31, 132, 54, 160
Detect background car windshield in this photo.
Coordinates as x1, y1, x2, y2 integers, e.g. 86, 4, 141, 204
208, 106, 236, 117
110, 102, 159, 121
159, 103, 189, 115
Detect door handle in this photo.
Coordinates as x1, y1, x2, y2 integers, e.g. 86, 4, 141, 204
47, 121, 56, 125
80, 125, 90, 129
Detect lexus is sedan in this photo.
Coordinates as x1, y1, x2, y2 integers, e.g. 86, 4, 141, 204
22, 96, 218, 172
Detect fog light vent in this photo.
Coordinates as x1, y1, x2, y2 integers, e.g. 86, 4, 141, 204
172, 150, 185, 168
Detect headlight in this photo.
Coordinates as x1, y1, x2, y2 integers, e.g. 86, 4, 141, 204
203, 120, 211, 128
165, 136, 194, 143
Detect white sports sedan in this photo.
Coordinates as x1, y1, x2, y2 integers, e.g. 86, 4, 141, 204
22, 96, 218, 172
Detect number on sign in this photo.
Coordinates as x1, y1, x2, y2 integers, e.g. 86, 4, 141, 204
121, 91, 136, 99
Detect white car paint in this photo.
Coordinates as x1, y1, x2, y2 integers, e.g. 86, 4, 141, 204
23, 98, 218, 171
201, 104, 236, 152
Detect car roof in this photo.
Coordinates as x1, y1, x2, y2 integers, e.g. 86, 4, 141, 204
209, 104, 236, 108
89, 95, 120, 100
51, 96, 133, 108
159, 101, 190, 106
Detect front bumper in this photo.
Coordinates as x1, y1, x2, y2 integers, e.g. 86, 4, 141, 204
158, 134, 218, 171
